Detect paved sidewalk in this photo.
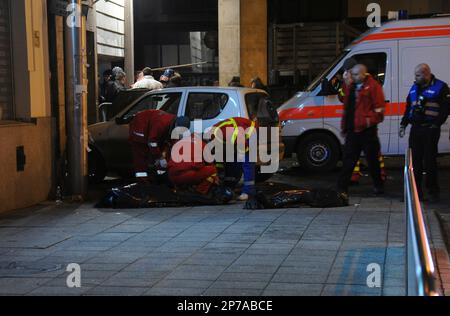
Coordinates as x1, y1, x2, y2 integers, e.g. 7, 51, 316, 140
430, 210, 450, 295
0, 194, 406, 296
4, 156, 450, 296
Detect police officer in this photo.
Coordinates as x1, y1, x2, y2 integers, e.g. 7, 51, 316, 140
400, 63, 450, 203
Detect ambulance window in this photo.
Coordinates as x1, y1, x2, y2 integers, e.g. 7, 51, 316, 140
352, 53, 387, 85
306, 50, 350, 92
185, 93, 228, 120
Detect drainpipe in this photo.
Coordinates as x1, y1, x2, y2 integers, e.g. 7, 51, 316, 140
64, 0, 88, 200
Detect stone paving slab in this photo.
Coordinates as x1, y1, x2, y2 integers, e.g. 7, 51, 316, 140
425, 210, 450, 296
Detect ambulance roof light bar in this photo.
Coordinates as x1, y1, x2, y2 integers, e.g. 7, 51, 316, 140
388, 10, 409, 21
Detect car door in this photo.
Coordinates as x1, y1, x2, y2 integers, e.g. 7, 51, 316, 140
106, 92, 184, 170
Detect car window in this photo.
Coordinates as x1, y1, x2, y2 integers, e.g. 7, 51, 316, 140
245, 93, 278, 123
185, 93, 228, 120
159, 93, 183, 115
123, 93, 182, 120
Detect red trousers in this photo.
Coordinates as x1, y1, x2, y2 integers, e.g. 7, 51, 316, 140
169, 165, 218, 195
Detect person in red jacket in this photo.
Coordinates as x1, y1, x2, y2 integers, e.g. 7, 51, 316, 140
211, 117, 258, 201
337, 59, 387, 185
168, 134, 219, 195
129, 109, 190, 181
337, 64, 386, 196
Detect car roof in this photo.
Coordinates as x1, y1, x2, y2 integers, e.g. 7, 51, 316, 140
143, 86, 268, 95
111, 86, 268, 120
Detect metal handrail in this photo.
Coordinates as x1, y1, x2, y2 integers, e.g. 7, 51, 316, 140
405, 149, 439, 296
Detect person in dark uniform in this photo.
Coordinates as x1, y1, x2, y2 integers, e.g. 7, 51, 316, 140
336, 64, 386, 197
400, 63, 450, 203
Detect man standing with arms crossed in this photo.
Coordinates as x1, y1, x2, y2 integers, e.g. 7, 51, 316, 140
337, 64, 386, 198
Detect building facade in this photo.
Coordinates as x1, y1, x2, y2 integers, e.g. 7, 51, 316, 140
0, 0, 52, 213
0, 0, 134, 214
96, 0, 134, 87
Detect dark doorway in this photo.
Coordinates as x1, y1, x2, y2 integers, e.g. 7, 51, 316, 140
133, 0, 219, 86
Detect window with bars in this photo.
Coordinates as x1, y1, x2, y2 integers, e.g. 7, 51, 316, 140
0, 0, 13, 121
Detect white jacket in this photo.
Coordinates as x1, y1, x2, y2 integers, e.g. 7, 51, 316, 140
132, 76, 163, 91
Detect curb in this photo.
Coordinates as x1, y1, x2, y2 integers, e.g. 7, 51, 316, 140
426, 210, 450, 296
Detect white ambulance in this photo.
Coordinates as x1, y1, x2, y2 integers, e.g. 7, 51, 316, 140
278, 17, 450, 172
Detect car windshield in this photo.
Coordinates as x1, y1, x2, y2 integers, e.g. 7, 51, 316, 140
305, 50, 350, 92
107, 89, 150, 119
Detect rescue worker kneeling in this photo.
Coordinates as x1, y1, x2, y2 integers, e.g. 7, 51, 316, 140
212, 117, 258, 202
168, 134, 233, 204
129, 109, 190, 181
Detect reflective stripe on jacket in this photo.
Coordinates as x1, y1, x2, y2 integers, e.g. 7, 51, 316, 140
212, 117, 258, 149
408, 78, 447, 125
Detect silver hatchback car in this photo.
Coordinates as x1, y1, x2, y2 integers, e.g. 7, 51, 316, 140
88, 86, 283, 183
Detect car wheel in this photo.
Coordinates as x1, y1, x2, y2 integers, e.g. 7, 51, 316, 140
88, 147, 107, 184
297, 133, 340, 172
